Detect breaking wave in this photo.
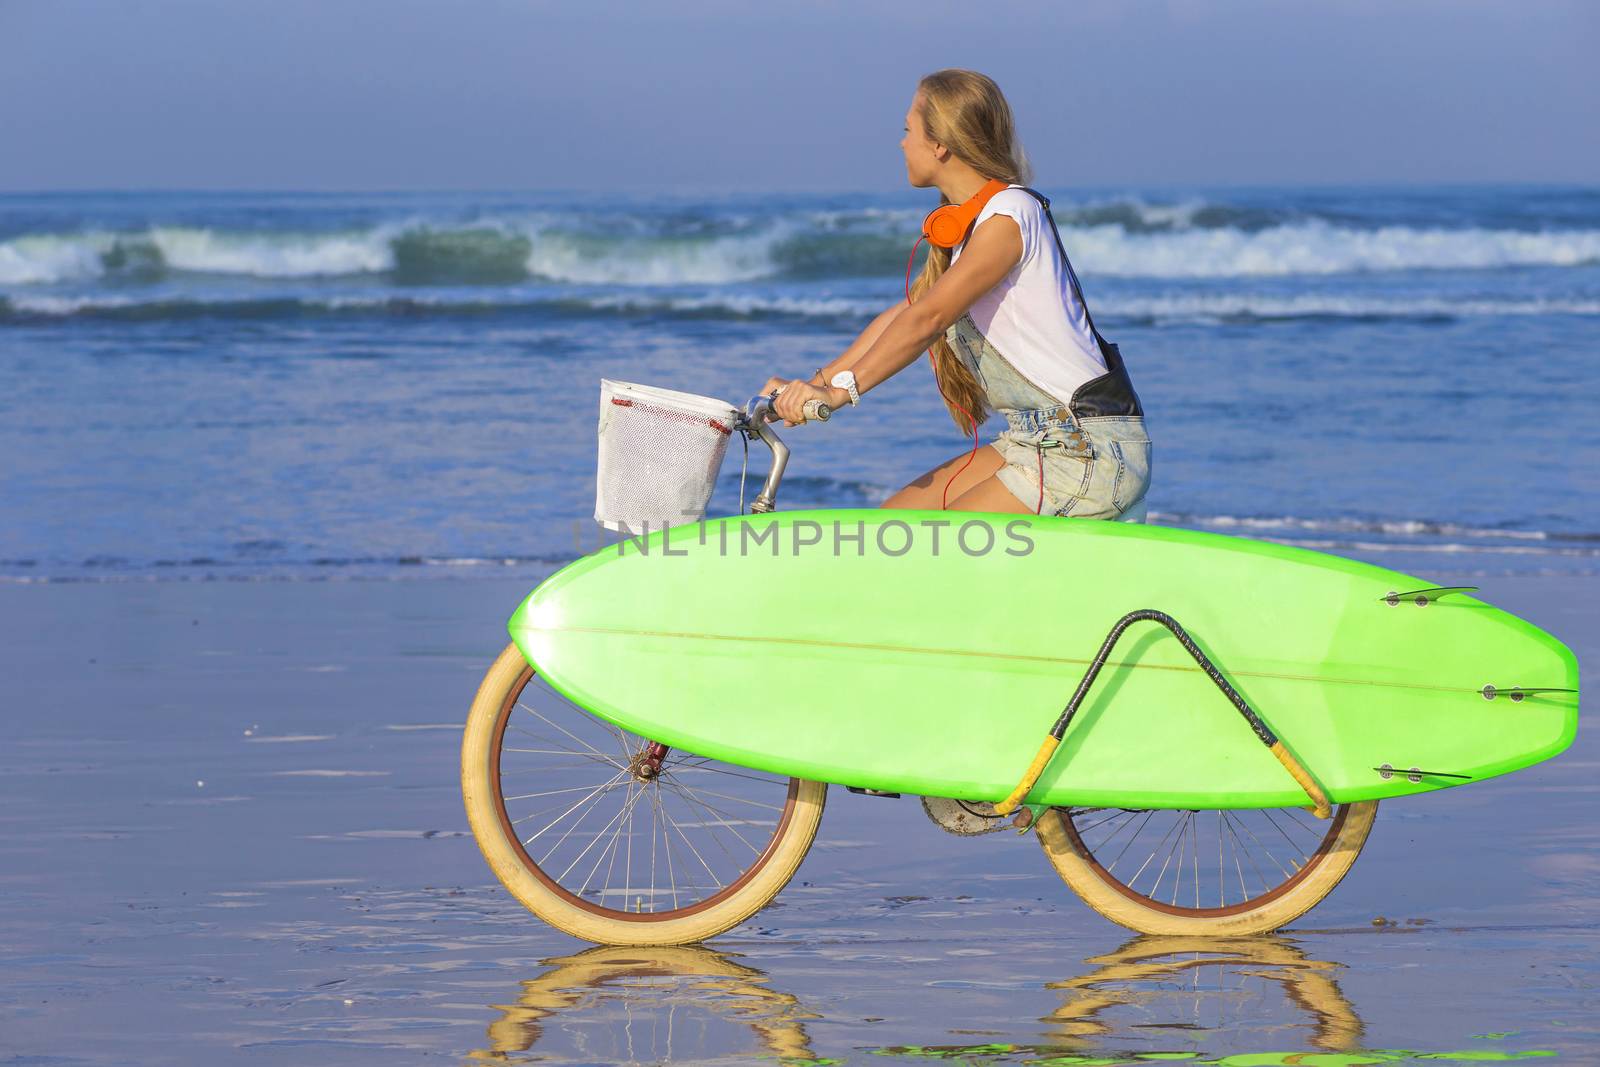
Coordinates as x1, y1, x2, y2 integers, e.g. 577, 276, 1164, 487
1071, 221, 1600, 279
3, 205, 1599, 288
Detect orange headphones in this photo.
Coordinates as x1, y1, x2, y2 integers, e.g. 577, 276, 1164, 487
921, 178, 1010, 248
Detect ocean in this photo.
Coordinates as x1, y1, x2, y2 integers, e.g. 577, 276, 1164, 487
4, 185, 1598, 1063
2, 186, 1597, 583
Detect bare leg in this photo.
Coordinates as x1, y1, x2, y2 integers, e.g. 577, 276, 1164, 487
881, 444, 1007, 510
945, 473, 1036, 514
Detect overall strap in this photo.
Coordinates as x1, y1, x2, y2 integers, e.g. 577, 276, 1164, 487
1014, 186, 1144, 419
1016, 187, 1101, 339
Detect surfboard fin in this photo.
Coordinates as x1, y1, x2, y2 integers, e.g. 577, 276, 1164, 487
1381, 586, 1479, 607
1479, 685, 1577, 702
1375, 764, 1472, 783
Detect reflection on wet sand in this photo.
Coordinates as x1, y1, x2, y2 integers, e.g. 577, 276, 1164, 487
1043, 935, 1363, 1052
467, 944, 823, 1065
469, 936, 1553, 1065
868, 933, 1549, 1065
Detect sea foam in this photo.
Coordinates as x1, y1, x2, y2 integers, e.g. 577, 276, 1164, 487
3, 211, 1599, 287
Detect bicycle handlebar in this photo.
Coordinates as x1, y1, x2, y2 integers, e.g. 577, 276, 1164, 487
737, 392, 832, 513
747, 393, 833, 425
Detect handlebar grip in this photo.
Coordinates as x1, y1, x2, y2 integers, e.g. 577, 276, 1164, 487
802, 399, 832, 422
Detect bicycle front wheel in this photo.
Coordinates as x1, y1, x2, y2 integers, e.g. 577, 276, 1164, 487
462, 643, 826, 946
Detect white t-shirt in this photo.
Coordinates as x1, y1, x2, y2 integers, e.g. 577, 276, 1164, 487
949, 186, 1106, 403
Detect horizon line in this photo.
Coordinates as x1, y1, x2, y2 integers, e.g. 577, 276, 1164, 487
2, 179, 1597, 198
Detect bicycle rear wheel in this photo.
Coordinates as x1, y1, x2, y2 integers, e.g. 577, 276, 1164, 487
463, 643, 826, 945
1038, 802, 1377, 936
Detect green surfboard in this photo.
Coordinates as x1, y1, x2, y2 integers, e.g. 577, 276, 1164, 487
508, 510, 1579, 810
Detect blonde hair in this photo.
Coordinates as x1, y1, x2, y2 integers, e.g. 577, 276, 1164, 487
907, 69, 1032, 431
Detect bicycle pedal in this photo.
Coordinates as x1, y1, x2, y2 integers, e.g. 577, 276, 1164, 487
846, 786, 901, 799
1012, 803, 1048, 835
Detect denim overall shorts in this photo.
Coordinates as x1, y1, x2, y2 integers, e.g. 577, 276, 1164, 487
946, 314, 1152, 519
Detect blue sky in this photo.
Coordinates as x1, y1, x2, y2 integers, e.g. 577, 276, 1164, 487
1, 0, 1594, 192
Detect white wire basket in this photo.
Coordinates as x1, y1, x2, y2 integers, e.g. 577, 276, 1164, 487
594, 379, 740, 535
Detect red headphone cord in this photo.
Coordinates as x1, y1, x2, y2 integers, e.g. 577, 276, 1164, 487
1036, 452, 1045, 515
904, 236, 980, 510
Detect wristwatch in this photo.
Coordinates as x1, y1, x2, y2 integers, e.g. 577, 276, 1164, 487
830, 369, 860, 407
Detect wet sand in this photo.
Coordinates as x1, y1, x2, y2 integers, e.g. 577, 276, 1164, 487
1, 574, 1594, 1064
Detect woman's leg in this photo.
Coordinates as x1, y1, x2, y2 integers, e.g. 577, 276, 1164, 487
881, 445, 1007, 510
945, 474, 1036, 514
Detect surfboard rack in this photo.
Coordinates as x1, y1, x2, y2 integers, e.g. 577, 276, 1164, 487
993, 609, 1334, 820
1381, 586, 1478, 607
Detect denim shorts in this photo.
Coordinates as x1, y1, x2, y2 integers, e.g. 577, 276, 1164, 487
990, 412, 1152, 519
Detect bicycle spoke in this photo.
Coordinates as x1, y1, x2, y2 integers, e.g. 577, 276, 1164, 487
649, 782, 661, 912
516, 699, 612, 761
1261, 809, 1308, 870
539, 774, 624, 867
1222, 812, 1250, 903
1151, 813, 1189, 902
521, 769, 630, 846
493, 668, 802, 920
1190, 811, 1201, 910
1217, 811, 1225, 909
603, 720, 632, 764
504, 782, 629, 802
657, 786, 681, 911
668, 764, 789, 787
1105, 810, 1157, 874
1124, 811, 1185, 891
1067, 803, 1350, 917
507, 722, 620, 768
559, 785, 645, 885
1085, 810, 1142, 859
591, 780, 635, 903
1281, 806, 1319, 837
622, 773, 636, 910
502, 744, 619, 760
1224, 811, 1275, 896
1229, 812, 1294, 880
659, 776, 764, 856
659, 781, 785, 813
1075, 808, 1136, 837
664, 801, 726, 887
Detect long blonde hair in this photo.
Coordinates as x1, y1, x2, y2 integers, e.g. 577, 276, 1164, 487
907, 69, 1032, 431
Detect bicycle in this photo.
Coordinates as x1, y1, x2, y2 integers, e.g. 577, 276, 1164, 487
461, 392, 1575, 945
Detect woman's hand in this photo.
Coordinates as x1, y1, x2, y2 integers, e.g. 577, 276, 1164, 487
770, 379, 835, 427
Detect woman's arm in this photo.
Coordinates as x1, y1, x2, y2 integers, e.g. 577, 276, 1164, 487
770, 215, 1023, 424
760, 301, 908, 398
810, 300, 908, 385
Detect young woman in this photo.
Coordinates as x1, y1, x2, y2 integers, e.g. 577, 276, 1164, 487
761, 69, 1151, 519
